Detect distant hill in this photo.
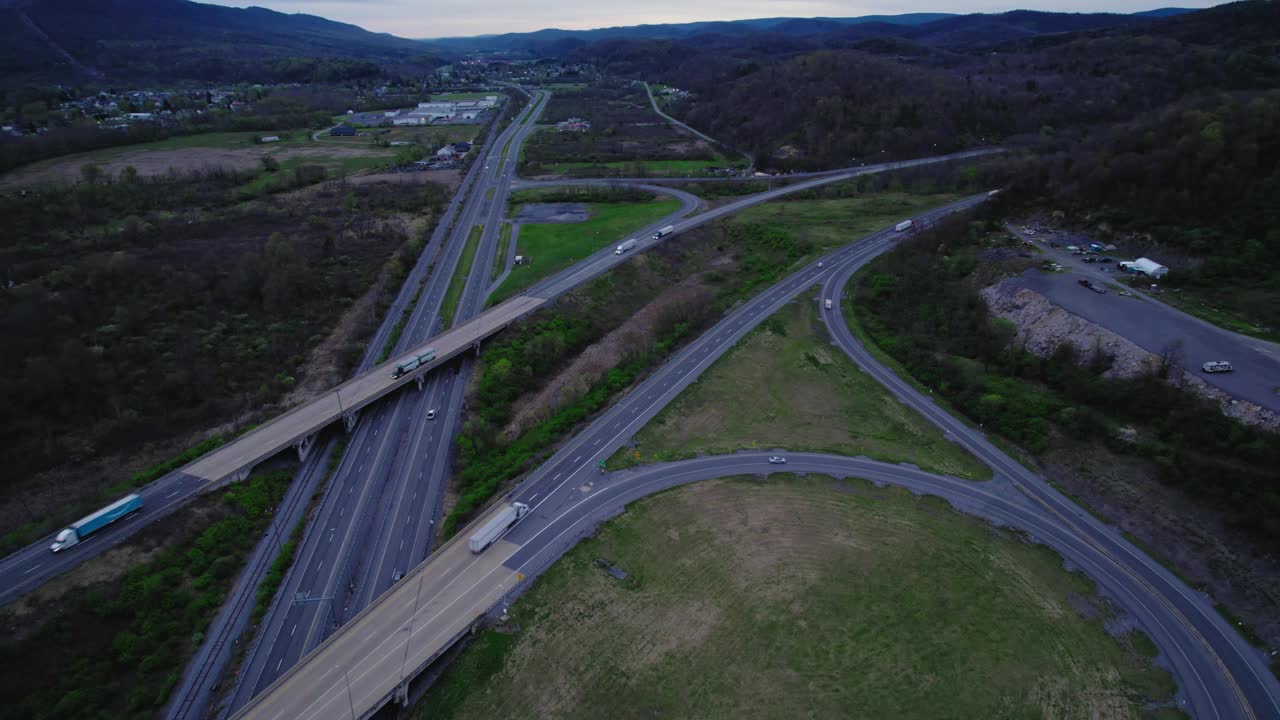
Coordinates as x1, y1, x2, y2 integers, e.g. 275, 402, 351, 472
0, 0, 445, 86
423, 13, 956, 52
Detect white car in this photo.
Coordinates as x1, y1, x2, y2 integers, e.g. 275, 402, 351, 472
426, 409, 436, 420
768, 456, 786, 464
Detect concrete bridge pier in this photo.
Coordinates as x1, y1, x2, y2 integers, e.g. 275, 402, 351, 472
342, 411, 359, 433
415, 374, 425, 391
293, 433, 316, 462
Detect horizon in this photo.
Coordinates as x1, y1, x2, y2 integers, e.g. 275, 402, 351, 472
202, 1, 1230, 40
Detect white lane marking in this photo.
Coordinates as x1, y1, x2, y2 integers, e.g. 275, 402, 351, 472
276, 658, 283, 672
290, 624, 297, 638
23, 565, 41, 575
165, 491, 177, 498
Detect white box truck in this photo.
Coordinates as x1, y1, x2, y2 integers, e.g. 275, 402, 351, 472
895, 220, 913, 232
652, 225, 675, 239
469, 502, 531, 553
615, 239, 638, 255
825, 299, 833, 310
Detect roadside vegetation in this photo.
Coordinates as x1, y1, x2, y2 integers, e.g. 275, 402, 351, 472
446, 171, 986, 535
0, 469, 293, 720
848, 209, 1280, 654
610, 292, 988, 479
486, 192, 681, 305
419, 474, 1180, 720
0, 170, 450, 545
851, 211, 1280, 543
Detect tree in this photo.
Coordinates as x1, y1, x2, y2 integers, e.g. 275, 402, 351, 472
80, 163, 104, 185
1159, 338, 1185, 381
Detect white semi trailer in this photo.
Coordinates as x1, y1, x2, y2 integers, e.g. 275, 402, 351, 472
615, 239, 638, 255
469, 502, 531, 553
895, 220, 914, 232
652, 225, 675, 239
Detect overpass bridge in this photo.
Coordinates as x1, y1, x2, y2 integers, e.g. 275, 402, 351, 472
181, 148, 1001, 489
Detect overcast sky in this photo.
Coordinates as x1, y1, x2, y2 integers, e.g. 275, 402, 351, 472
204, 1, 1228, 39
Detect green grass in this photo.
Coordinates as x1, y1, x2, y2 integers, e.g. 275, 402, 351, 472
1154, 286, 1279, 342
608, 292, 989, 480
487, 197, 680, 305
492, 223, 512, 282
416, 474, 1178, 720
439, 225, 483, 331
235, 153, 391, 195
543, 158, 744, 177
728, 192, 962, 248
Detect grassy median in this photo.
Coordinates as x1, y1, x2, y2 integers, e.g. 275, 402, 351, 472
488, 197, 680, 305
609, 292, 989, 480
415, 474, 1179, 720
439, 225, 483, 330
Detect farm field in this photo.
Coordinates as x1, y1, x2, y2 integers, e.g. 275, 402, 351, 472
415, 474, 1179, 720
610, 292, 989, 480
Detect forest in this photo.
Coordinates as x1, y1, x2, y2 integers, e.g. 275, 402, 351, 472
0, 168, 450, 520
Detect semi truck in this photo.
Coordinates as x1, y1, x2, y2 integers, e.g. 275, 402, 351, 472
652, 225, 675, 239
391, 348, 437, 379
825, 299, 833, 310
469, 502, 530, 553
50, 494, 142, 552
895, 220, 913, 232
615, 239, 638, 255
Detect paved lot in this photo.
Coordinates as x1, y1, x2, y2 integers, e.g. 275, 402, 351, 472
1008, 269, 1280, 413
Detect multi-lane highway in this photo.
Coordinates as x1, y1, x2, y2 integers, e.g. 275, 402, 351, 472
0, 141, 997, 608
233, 191, 1279, 720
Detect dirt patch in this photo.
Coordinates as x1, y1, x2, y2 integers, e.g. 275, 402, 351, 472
1041, 441, 1280, 649
512, 203, 590, 224
502, 277, 715, 439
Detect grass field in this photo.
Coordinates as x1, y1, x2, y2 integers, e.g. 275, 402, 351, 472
1151, 285, 1279, 342
492, 223, 513, 281
440, 225, 483, 330
415, 474, 1180, 720
544, 158, 744, 177
487, 197, 680, 305
608, 293, 989, 480
234, 152, 393, 194
729, 191, 962, 248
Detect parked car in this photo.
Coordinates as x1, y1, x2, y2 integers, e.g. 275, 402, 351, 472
768, 456, 786, 464
1100, 257, 1114, 264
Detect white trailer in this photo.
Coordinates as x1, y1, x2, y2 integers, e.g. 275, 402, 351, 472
469, 502, 531, 553
615, 239, 638, 255
652, 225, 675, 239
895, 220, 913, 232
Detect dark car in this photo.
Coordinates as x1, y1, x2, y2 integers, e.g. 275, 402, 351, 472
1100, 257, 1114, 263
1078, 278, 1092, 287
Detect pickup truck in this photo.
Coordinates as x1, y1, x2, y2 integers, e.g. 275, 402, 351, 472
1077, 278, 1107, 294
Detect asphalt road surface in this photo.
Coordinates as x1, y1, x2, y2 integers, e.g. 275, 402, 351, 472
1006, 269, 1280, 413
236, 189, 1277, 720
228, 196, 996, 720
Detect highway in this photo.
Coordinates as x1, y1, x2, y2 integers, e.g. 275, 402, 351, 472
234, 190, 1278, 720
227, 196, 992, 720
0, 145, 997, 608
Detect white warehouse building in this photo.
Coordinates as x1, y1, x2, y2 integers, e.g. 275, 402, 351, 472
1119, 257, 1169, 279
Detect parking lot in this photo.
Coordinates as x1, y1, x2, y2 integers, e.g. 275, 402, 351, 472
1004, 229, 1280, 414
